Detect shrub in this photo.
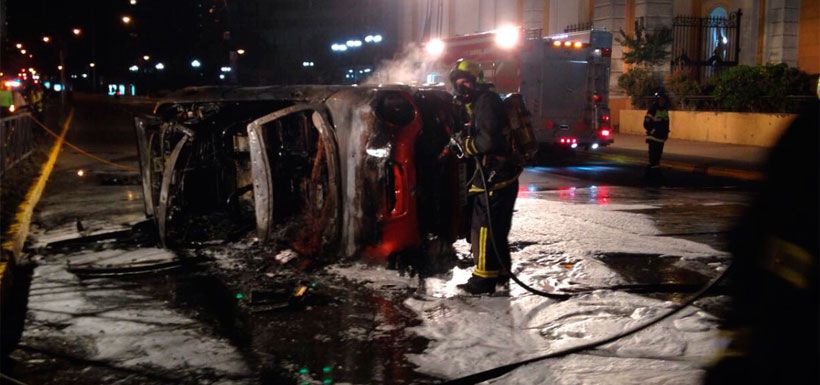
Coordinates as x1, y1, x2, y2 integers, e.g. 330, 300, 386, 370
618, 66, 663, 109
711, 64, 816, 112
664, 69, 702, 109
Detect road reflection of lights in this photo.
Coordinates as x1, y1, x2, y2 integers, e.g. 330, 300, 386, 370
557, 186, 577, 201
595, 185, 610, 205
586, 185, 610, 205
127, 191, 135, 201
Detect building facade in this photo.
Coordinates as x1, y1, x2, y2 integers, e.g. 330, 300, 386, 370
398, 0, 818, 121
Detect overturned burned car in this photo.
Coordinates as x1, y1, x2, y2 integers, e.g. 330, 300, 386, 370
134, 85, 470, 265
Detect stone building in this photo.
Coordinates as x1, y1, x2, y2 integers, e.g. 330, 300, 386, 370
397, 0, 818, 123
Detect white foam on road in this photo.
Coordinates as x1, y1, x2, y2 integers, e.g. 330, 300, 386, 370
66, 247, 177, 269
22, 256, 253, 382
331, 197, 728, 384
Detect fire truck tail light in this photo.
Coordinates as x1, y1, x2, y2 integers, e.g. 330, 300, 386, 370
601, 115, 610, 121
601, 129, 611, 137
601, 48, 612, 57
572, 138, 577, 143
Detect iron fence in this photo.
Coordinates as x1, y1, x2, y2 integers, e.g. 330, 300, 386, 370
1, 113, 35, 176
671, 10, 742, 83
565, 22, 594, 33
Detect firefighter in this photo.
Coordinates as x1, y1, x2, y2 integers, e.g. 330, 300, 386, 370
27, 85, 44, 120
449, 60, 522, 295
644, 92, 670, 180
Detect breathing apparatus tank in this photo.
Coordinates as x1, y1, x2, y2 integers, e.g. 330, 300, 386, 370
503, 94, 538, 163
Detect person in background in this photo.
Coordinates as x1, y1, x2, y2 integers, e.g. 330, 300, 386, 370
643, 92, 670, 181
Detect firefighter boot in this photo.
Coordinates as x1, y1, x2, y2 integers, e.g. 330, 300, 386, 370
457, 275, 497, 295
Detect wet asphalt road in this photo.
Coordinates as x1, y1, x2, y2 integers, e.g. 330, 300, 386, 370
3, 96, 754, 385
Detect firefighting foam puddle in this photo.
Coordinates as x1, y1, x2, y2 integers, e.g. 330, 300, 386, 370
20, 257, 254, 383
330, 196, 729, 384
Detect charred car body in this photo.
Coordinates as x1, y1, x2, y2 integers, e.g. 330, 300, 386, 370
135, 85, 471, 265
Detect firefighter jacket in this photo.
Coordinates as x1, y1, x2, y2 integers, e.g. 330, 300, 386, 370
462, 89, 523, 192
644, 106, 670, 142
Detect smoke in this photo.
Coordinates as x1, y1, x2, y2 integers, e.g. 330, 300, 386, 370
363, 43, 448, 87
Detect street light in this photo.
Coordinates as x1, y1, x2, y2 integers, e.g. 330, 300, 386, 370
236, 49, 246, 55
155, 62, 165, 70
142, 55, 150, 61
72, 28, 82, 36
130, 0, 137, 4
20, 49, 27, 55
89, 62, 96, 68
58, 65, 63, 70
122, 16, 132, 24
190, 59, 201, 68
220, 66, 232, 72
42, 36, 51, 43
129, 65, 139, 72
15, 43, 22, 49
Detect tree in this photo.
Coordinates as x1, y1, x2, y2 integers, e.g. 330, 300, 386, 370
616, 20, 674, 107
615, 21, 673, 67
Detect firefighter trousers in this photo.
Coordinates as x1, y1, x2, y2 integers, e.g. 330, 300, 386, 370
647, 140, 665, 167
470, 180, 518, 278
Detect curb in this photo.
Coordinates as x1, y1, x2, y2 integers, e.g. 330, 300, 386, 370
1, 109, 73, 260
591, 151, 764, 182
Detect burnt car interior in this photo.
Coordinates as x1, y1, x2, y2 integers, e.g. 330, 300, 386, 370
251, 106, 338, 257
139, 100, 295, 245
136, 86, 468, 271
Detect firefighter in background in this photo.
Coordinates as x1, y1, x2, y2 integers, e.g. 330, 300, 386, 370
27, 85, 44, 120
449, 60, 522, 295
643, 92, 670, 180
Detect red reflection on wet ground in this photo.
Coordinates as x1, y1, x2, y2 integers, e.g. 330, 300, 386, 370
516, 185, 610, 205
590, 185, 610, 205
557, 186, 577, 201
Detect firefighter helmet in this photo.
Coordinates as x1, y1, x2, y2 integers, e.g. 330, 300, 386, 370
449, 59, 482, 86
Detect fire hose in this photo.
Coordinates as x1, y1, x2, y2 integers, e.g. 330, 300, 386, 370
440, 137, 734, 384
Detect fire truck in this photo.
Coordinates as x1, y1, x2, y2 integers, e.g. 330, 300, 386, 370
426, 27, 614, 150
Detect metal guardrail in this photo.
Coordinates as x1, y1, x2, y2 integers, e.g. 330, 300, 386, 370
1, 113, 35, 176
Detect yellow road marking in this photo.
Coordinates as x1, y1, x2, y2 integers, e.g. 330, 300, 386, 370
2, 109, 74, 261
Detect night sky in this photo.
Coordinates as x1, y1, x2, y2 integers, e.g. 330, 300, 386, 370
2, 0, 400, 91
